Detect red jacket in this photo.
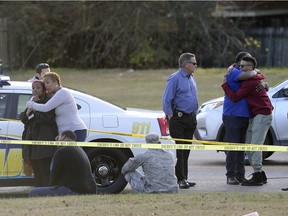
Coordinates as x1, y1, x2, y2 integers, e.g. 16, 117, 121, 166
222, 74, 273, 117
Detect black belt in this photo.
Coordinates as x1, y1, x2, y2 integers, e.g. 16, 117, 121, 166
174, 110, 195, 117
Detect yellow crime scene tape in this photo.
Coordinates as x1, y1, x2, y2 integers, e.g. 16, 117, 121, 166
1, 118, 287, 152
0, 126, 287, 152
88, 129, 288, 152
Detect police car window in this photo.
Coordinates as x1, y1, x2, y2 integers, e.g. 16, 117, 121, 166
0, 94, 8, 118
17, 95, 31, 119
272, 88, 288, 99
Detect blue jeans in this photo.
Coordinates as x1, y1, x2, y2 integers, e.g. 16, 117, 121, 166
74, 129, 87, 141
223, 115, 249, 178
29, 186, 78, 197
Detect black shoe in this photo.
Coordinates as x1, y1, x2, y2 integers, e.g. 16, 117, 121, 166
236, 175, 247, 183
262, 171, 267, 184
187, 181, 196, 187
281, 188, 288, 191
178, 180, 190, 189
227, 177, 240, 185
241, 172, 263, 186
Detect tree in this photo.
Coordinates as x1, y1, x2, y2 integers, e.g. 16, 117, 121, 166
0, 1, 250, 69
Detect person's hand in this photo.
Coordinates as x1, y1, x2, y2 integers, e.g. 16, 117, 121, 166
167, 114, 173, 120
223, 74, 227, 84
55, 134, 61, 141
32, 95, 40, 102
256, 81, 269, 93
26, 108, 33, 116
226, 63, 235, 76
23, 159, 33, 176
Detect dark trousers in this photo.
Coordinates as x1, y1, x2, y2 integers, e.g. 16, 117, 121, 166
31, 157, 53, 187
169, 113, 197, 181
74, 129, 87, 141
222, 115, 249, 178
29, 186, 78, 197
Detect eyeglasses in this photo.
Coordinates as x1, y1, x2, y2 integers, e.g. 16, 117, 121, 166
187, 62, 197, 66
239, 64, 252, 68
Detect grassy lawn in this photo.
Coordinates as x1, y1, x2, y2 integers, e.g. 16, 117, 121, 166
0, 192, 287, 216
9, 67, 288, 110
5, 67, 288, 215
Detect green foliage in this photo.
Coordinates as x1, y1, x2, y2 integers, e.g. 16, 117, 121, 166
244, 37, 262, 51
1, 1, 251, 69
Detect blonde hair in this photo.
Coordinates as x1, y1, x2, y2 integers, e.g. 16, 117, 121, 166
43, 72, 61, 86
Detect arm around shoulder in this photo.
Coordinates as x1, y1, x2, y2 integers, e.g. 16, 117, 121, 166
238, 70, 257, 81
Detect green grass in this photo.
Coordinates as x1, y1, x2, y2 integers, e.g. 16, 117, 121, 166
8, 67, 287, 110
0, 192, 287, 216
5, 67, 288, 215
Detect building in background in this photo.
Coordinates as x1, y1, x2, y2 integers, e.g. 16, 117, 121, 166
213, 1, 288, 67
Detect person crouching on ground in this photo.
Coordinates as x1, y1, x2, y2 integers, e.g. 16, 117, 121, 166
29, 130, 97, 197
121, 133, 178, 193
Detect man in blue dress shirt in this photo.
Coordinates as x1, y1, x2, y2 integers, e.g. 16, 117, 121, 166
162, 52, 198, 189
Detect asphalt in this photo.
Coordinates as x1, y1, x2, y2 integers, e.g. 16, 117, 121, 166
1, 151, 288, 198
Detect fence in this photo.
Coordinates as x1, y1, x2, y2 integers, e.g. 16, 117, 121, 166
248, 27, 288, 67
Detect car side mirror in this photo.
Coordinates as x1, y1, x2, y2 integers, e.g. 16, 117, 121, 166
283, 86, 288, 97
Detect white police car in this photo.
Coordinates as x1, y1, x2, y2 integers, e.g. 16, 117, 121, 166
195, 79, 288, 159
0, 75, 173, 194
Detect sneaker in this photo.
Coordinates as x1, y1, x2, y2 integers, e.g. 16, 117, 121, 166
227, 177, 240, 185
241, 172, 263, 186
178, 180, 190, 189
262, 171, 267, 184
236, 175, 247, 183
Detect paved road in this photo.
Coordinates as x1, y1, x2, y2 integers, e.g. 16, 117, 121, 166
1, 150, 287, 197
179, 150, 288, 193
124, 150, 288, 193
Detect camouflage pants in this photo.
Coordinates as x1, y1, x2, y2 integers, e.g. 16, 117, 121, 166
124, 170, 146, 193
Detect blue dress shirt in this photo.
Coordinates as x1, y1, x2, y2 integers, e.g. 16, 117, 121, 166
162, 68, 198, 115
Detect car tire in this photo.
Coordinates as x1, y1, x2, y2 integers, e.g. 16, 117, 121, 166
86, 148, 131, 194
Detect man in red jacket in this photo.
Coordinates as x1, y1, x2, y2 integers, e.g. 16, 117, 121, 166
222, 55, 273, 186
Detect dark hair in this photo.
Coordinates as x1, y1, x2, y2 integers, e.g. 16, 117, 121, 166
235, 51, 251, 63
35, 63, 50, 74
179, 53, 195, 67
241, 56, 257, 69
32, 80, 45, 89
61, 130, 77, 141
